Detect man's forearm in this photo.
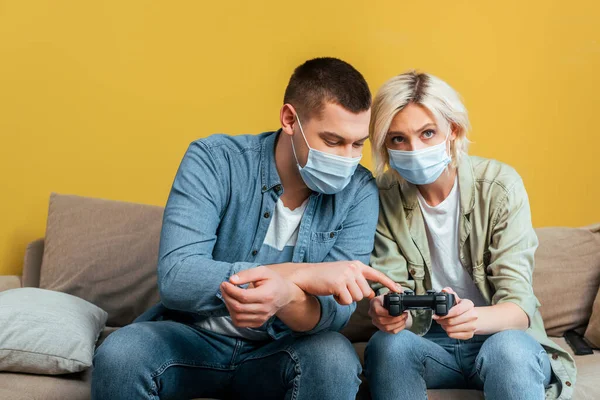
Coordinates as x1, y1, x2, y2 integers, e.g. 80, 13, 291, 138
267, 262, 313, 281
159, 255, 260, 314
475, 302, 529, 335
275, 283, 321, 332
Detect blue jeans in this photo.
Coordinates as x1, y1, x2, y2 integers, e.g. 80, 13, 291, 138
91, 320, 361, 400
364, 323, 552, 400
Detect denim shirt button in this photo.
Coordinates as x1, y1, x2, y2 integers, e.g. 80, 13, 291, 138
262, 185, 267, 191
329, 232, 335, 238
252, 250, 258, 256
566, 381, 572, 387
274, 185, 282, 192
264, 212, 270, 218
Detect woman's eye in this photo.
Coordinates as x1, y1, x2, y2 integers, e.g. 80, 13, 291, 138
391, 136, 405, 144
422, 129, 436, 139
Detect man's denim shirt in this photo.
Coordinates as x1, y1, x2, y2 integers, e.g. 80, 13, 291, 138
152, 130, 379, 339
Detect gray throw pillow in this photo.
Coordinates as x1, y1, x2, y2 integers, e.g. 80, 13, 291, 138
0, 288, 107, 375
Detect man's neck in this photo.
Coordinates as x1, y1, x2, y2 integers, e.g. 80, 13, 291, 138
275, 132, 312, 210
416, 166, 457, 207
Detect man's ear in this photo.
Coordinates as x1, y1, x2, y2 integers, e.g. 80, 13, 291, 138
280, 104, 297, 137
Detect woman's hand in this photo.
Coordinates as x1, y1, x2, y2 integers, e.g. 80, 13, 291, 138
433, 287, 478, 340
368, 294, 411, 334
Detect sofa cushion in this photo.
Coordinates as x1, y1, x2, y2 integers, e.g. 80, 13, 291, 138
0, 275, 21, 292
533, 225, 600, 336
0, 369, 92, 400
97, 326, 119, 347
39, 193, 163, 327
0, 288, 107, 374
549, 336, 600, 400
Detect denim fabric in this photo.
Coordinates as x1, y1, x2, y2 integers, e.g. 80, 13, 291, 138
364, 323, 552, 400
92, 321, 362, 400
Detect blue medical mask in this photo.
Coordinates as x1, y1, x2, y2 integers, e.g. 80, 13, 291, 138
387, 129, 451, 185
291, 114, 362, 194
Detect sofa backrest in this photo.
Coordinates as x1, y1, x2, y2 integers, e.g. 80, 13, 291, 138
22, 239, 44, 288
533, 224, 600, 336
26, 194, 600, 336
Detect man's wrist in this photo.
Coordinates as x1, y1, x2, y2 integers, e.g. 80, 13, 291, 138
266, 263, 313, 284
276, 281, 319, 322
287, 280, 309, 305
287, 263, 314, 289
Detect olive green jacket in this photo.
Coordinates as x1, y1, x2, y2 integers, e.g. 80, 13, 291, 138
370, 155, 576, 400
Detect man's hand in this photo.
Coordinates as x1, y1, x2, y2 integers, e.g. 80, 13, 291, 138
292, 261, 400, 305
369, 294, 411, 334
220, 266, 295, 328
433, 287, 478, 340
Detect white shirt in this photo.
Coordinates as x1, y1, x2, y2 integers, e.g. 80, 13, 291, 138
195, 199, 308, 340
416, 178, 488, 307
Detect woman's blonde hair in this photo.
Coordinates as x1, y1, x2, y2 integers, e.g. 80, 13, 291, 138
369, 71, 471, 182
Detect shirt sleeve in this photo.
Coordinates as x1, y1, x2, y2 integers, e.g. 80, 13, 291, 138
157, 141, 260, 316
487, 178, 540, 326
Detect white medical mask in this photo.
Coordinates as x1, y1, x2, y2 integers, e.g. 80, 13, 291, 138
387, 129, 452, 185
291, 114, 361, 194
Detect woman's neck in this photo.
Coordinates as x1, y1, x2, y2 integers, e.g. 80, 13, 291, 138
417, 166, 457, 207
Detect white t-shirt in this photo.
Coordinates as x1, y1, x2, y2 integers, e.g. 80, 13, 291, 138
416, 178, 488, 307
195, 198, 308, 340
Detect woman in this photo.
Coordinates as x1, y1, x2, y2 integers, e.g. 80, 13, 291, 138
364, 71, 576, 400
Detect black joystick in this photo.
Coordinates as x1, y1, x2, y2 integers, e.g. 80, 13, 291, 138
383, 290, 456, 317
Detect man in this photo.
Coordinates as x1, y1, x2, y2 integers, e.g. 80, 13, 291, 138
92, 57, 398, 400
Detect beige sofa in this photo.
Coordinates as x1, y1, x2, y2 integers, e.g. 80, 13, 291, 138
0, 194, 599, 400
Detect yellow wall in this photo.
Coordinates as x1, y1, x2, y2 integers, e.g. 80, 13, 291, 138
1, 1, 599, 275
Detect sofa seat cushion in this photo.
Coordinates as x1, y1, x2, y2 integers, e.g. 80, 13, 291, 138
0, 275, 21, 292
550, 336, 600, 400
0, 369, 92, 400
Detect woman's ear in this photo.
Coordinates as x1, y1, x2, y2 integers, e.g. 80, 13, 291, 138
449, 123, 458, 141
280, 104, 297, 137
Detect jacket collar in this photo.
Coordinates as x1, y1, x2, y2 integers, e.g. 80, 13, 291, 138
260, 130, 283, 193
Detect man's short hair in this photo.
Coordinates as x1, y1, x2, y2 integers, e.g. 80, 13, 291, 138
283, 57, 371, 120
